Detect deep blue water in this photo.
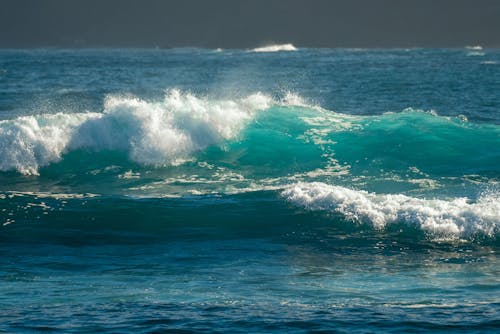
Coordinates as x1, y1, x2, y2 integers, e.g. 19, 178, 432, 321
0, 47, 499, 333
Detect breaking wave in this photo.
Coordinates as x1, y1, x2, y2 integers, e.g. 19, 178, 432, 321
283, 182, 500, 239
0, 90, 271, 175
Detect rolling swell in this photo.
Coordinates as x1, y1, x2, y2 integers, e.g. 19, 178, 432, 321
1, 189, 499, 245
1, 91, 499, 242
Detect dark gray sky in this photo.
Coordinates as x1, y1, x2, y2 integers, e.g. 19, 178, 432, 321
1, 0, 499, 48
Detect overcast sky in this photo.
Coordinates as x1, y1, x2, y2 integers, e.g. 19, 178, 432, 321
1, 0, 499, 48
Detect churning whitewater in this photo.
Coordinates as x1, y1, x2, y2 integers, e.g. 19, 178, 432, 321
283, 182, 499, 239
0, 90, 271, 175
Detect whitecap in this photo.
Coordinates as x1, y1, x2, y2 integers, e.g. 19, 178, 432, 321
283, 182, 499, 239
466, 45, 483, 50
252, 44, 298, 52
0, 90, 273, 175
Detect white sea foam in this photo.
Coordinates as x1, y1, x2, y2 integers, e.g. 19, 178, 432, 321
466, 45, 483, 50
0, 90, 272, 175
2, 191, 99, 199
283, 182, 499, 239
252, 44, 298, 52
118, 170, 141, 179
0, 112, 99, 175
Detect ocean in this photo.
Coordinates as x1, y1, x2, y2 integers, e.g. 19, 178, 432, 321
0, 47, 499, 333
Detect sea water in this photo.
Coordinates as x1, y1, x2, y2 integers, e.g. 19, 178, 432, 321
0, 47, 499, 332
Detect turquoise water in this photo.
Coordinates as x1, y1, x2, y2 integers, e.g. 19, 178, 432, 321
0, 48, 499, 332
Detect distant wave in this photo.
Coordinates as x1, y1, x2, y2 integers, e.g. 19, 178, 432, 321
466, 45, 483, 50
283, 182, 500, 240
252, 44, 298, 52
465, 45, 485, 56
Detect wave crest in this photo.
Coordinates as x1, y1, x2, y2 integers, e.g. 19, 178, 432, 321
283, 182, 499, 239
0, 90, 272, 175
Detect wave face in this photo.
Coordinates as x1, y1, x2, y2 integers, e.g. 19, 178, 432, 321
283, 182, 499, 239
